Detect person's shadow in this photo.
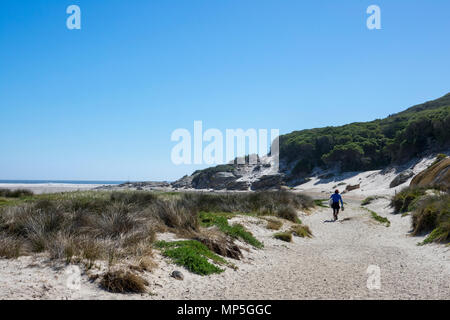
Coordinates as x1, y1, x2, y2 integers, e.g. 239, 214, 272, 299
323, 219, 335, 223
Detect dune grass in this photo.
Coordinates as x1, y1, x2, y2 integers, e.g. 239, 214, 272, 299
265, 219, 283, 230
0, 190, 314, 283
391, 187, 427, 213
412, 194, 449, 245
100, 270, 149, 293
183, 191, 313, 222
290, 224, 313, 238
273, 232, 292, 242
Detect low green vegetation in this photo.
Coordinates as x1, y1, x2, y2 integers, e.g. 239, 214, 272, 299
361, 196, 385, 205
430, 153, 447, 167
155, 240, 226, 275
199, 212, 264, 248
314, 199, 329, 208
412, 194, 449, 245
362, 207, 390, 227
273, 232, 292, 242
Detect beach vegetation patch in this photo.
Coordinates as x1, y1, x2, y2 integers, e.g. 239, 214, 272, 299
155, 240, 226, 275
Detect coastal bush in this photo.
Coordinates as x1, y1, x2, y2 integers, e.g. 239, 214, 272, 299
280, 94, 450, 177
412, 194, 449, 244
0, 189, 33, 198
391, 187, 426, 213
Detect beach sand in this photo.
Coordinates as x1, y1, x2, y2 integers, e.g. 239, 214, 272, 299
0, 183, 106, 195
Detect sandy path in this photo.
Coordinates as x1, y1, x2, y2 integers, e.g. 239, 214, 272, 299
160, 198, 448, 300
0, 198, 448, 300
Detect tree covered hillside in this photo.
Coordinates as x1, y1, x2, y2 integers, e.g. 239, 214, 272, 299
280, 93, 450, 177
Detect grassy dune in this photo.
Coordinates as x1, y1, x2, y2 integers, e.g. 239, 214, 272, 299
0, 189, 313, 292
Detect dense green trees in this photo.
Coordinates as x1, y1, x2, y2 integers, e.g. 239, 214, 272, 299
280, 93, 450, 176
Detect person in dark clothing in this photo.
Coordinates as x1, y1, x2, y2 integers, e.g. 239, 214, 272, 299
330, 189, 344, 221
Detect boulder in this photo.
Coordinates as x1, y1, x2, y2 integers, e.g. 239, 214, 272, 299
250, 174, 284, 190
209, 172, 238, 190
225, 180, 250, 191
410, 157, 450, 190
171, 271, 184, 280
171, 175, 194, 189
345, 183, 360, 192
389, 169, 414, 188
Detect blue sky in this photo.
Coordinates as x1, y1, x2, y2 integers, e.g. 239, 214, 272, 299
1, 0, 449, 181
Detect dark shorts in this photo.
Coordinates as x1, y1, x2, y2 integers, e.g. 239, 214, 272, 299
332, 202, 340, 209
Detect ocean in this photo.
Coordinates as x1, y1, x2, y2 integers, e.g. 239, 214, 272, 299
0, 180, 125, 185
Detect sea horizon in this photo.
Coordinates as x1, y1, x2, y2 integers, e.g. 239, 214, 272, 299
0, 180, 126, 185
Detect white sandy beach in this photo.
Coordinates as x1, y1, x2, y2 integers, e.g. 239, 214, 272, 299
0, 183, 107, 195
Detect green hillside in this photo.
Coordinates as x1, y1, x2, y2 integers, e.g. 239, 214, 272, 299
280, 93, 450, 178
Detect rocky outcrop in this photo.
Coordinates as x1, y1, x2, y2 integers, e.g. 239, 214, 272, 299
250, 174, 284, 190
389, 169, 414, 188
225, 180, 250, 191
171, 175, 194, 189
192, 171, 239, 190
410, 157, 450, 189
345, 183, 360, 192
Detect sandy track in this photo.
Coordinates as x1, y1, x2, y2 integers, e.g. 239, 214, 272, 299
0, 198, 448, 300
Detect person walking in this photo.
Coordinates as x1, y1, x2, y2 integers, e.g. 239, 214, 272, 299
330, 189, 344, 221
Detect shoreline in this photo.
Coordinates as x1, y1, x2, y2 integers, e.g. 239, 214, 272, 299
0, 183, 109, 194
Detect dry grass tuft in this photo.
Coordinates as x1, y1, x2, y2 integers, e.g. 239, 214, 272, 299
290, 224, 312, 238
194, 232, 243, 260
273, 232, 292, 242
265, 219, 283, 230
100, 270, 149, 293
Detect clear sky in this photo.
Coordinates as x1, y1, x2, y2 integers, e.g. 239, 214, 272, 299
1, 0, 449, 181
